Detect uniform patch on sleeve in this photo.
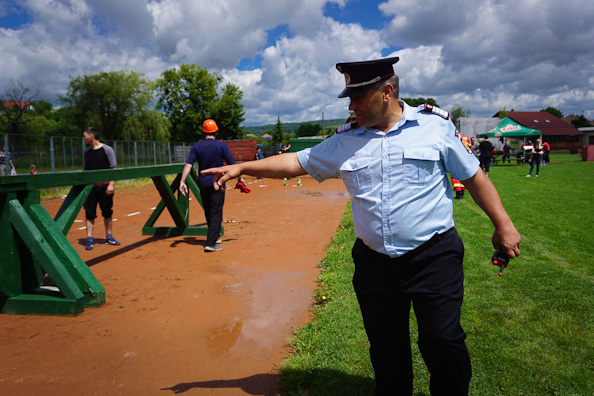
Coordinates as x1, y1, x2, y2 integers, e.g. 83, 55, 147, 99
460, 133, 472, 154
335, 121, 357, 134
420, 104, 450, 120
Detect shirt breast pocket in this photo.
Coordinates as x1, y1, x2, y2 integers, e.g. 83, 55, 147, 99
403, 147, 440, 186
339, 157, 373, 195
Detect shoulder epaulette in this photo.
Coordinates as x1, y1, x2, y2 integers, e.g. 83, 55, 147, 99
420, 104, 450, 120
335, 121, 358, 134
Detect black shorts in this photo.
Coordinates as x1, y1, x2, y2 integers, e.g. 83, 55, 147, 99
479, 156, 491, 172
84, 184, 114, 220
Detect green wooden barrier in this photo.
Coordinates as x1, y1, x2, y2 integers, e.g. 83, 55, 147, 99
0, 164, 214, 316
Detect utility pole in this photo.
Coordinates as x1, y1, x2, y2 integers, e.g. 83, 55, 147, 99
322, 112, 325, 138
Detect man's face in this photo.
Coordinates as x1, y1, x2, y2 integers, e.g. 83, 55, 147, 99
348, 86, 384, 128
83, 132, 93, 146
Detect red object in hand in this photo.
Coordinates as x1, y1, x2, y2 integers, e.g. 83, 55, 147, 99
235, 180, 251, 193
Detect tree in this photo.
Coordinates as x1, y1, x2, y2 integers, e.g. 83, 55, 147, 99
122, 110, 171, 141
0, 79, 43, 134
60, 70, 157, 140
540, 107, 564, 119
570, 115, 592, 128
211, 83, 245, 140
450, 105, 471, 119
401, 97, 439, 108
272, 117, 284, 145
24, 100, 79, 136
497, 106, 509, 118
296, 123, 320, 137
155, 64, 245, 142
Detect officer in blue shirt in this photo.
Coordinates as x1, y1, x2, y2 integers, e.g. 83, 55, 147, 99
202, 57, 521, 395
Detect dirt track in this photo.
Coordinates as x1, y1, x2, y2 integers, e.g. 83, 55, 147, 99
0, 176, 350, 396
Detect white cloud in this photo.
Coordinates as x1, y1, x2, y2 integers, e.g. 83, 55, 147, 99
379, 0, 594, 117
0, 0, 593, 126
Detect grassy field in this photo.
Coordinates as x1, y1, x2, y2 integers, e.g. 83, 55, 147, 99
280, 153, 594, 396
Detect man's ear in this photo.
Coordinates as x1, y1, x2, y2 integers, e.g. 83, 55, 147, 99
382, 83, 394, 101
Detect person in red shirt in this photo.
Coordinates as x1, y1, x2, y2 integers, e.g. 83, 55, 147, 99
542, 141, 551, 164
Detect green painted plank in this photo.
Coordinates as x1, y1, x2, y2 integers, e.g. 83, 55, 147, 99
54, 184, 93, 235
0, 164, 185, 192
0, 193, 22, 297
143, 200, 165, 228
8, 200, 84, 301
186, 170, 204, 207
29, 204, 105, 307
152, 175, 187, 227
0, 294, 84, 316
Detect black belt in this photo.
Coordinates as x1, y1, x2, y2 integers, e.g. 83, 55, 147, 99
411, 227, 455, 255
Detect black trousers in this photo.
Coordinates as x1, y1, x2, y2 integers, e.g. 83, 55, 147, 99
352, 228, 471, 396
84, 184, 114, 220
199, 186, 225, 246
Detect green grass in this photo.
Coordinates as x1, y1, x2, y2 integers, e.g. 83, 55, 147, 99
280, 153, 594, 396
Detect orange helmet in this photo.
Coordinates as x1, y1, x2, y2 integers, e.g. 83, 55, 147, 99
203, 119, 218, 133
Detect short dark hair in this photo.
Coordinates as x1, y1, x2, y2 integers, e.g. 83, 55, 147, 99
378, 75, 399, 99
85, 127, 99, 140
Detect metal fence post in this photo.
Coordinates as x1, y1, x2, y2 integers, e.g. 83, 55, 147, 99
62, 137, 67, 171
3, 134, 8, 175
70, 137, 74, 170
134, 141, 138, 167
50, 137, 55, 173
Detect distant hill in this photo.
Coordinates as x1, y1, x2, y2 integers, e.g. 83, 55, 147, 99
243, 118, 348, 136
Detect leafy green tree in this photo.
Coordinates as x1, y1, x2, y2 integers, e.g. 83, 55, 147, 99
60, 71, 158, 140
497, 106, 509, 118
296, 123, 320, 137
272, 117, 284, 145
540, 107, 564, 119
211, 83, 245, 140
25, 100, 79, 136
155, 64, 245, 142
450, 105, 471, 119
50, 107, 83, 137
570, 115, 592, 128
122, 109, 171, 141
401, 97, 439, 108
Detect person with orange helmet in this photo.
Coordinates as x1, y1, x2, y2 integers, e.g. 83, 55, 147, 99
179, 119, 243, 252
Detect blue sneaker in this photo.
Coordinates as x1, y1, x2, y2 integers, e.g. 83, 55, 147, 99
105, 236, 120, 246
85, 238, 94, 250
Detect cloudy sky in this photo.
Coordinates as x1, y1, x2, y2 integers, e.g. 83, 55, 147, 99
1, 0, 593, 126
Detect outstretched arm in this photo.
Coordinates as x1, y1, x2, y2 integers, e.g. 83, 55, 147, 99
462, 169, 521, 258
201, 153, 307, 191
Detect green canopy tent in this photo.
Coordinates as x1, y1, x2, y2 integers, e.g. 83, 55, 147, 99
480, 117, 541, 139
480, 117, 541, 164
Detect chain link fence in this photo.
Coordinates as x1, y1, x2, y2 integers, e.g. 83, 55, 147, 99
0, 132, 207, 176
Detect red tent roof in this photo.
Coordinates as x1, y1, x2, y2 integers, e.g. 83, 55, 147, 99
507, 111, 583, 136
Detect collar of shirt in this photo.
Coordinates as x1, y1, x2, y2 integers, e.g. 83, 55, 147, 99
359, 101, 417, 136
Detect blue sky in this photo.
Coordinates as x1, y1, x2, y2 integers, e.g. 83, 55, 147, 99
1, 0, 593, 126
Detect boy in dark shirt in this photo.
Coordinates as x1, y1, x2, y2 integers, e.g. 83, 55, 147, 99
83, 127, 120, 250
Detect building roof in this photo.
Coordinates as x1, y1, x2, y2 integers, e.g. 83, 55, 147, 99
1, 101, 34, 110
507, 111, 582, 136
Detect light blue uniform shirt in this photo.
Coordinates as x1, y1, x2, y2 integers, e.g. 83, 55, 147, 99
297, 101, 479, 258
